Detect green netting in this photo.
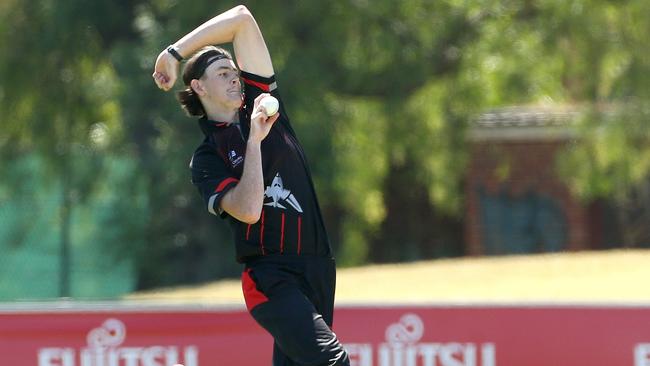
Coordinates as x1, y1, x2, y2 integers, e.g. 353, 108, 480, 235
0, 155, 138, 300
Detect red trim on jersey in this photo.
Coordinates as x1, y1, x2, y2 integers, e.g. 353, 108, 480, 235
260, 210, 266, 255
241, 269, 268, 312
241, 77, 270, 92
297, 216, 302, 254
246, 224, 251, 240
214, 177, 239, 193
280, 213, 285, 253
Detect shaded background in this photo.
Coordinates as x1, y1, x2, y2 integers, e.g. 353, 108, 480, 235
1, 0, 649, 300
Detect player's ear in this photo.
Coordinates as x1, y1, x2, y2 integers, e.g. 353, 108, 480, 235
190, 79, 206, 96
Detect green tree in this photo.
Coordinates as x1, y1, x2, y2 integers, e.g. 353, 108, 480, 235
3, 0, 650, 298
0, 0, 145, 296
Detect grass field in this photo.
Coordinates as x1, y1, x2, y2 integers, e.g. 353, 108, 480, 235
126, 249, 650, 304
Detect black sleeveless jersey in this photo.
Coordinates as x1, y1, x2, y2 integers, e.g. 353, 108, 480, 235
190, 71, 331, 263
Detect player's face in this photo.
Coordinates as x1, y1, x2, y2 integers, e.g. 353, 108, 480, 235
200, 59, 242, 110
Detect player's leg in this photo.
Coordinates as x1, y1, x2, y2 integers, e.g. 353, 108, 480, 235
302, 256, 337, 327
272, 341, 294, 366
250, 286, 349, 366
242, 261, 349, 366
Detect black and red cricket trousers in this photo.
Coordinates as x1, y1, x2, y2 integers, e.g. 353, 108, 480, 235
242, 254, 350, 366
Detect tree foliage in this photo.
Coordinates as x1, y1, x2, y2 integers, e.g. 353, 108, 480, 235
1, 0, 650, 294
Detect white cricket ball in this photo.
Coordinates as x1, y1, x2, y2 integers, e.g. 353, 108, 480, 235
260, 95, 279, 116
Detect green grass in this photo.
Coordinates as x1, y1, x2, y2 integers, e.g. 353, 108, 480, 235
125, 249, 650, 304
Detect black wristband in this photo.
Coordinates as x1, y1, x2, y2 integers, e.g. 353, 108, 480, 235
166, 46, 184, 62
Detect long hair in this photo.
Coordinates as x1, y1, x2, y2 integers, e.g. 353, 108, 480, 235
176, 46, 233, 117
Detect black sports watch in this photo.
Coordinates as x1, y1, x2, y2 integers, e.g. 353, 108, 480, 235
166, 46, 184, 62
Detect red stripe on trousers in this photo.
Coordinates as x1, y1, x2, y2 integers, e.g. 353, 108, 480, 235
297, 216, 302, 254
280, 213, 285, 253
246, 224, 251, 240
241, 269, 268, 312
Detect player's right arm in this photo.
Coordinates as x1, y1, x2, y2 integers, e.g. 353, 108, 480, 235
205, 94, 278, 224
153, 5, 273, 91
218, 140, 263, 224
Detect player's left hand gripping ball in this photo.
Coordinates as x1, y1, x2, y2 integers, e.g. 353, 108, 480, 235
260, 95, 279, 116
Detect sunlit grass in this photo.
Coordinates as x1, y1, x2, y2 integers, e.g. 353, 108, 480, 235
125, 249, 650, 305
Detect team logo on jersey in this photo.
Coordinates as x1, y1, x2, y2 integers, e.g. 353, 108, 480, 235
264, 173, 303, 213
228, 150, 244, 168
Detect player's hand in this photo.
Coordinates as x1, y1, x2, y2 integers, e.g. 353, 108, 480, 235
249, 93, 280, 143
152, 49, 179, 91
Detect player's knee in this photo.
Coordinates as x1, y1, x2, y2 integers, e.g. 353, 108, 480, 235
327, 349, 350, 366
290, 344, 349, 366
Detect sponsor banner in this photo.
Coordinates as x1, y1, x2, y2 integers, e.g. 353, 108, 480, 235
336, 306, 650, 366
0, 309, 270, 366
2, 305, 650, 366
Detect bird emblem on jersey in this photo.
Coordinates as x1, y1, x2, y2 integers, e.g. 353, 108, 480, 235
264, 173, 303, 213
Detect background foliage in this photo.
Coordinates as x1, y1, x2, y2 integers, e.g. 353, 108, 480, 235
1, 0, 649, 298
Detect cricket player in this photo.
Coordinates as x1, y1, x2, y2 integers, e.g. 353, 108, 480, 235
152, 5, 350, 366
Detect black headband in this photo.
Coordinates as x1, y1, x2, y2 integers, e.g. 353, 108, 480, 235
184, 51, 231, 85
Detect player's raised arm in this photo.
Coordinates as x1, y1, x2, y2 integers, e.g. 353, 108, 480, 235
152, 5, 274, 91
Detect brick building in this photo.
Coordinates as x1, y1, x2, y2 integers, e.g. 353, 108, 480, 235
465, 106, 608, 256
